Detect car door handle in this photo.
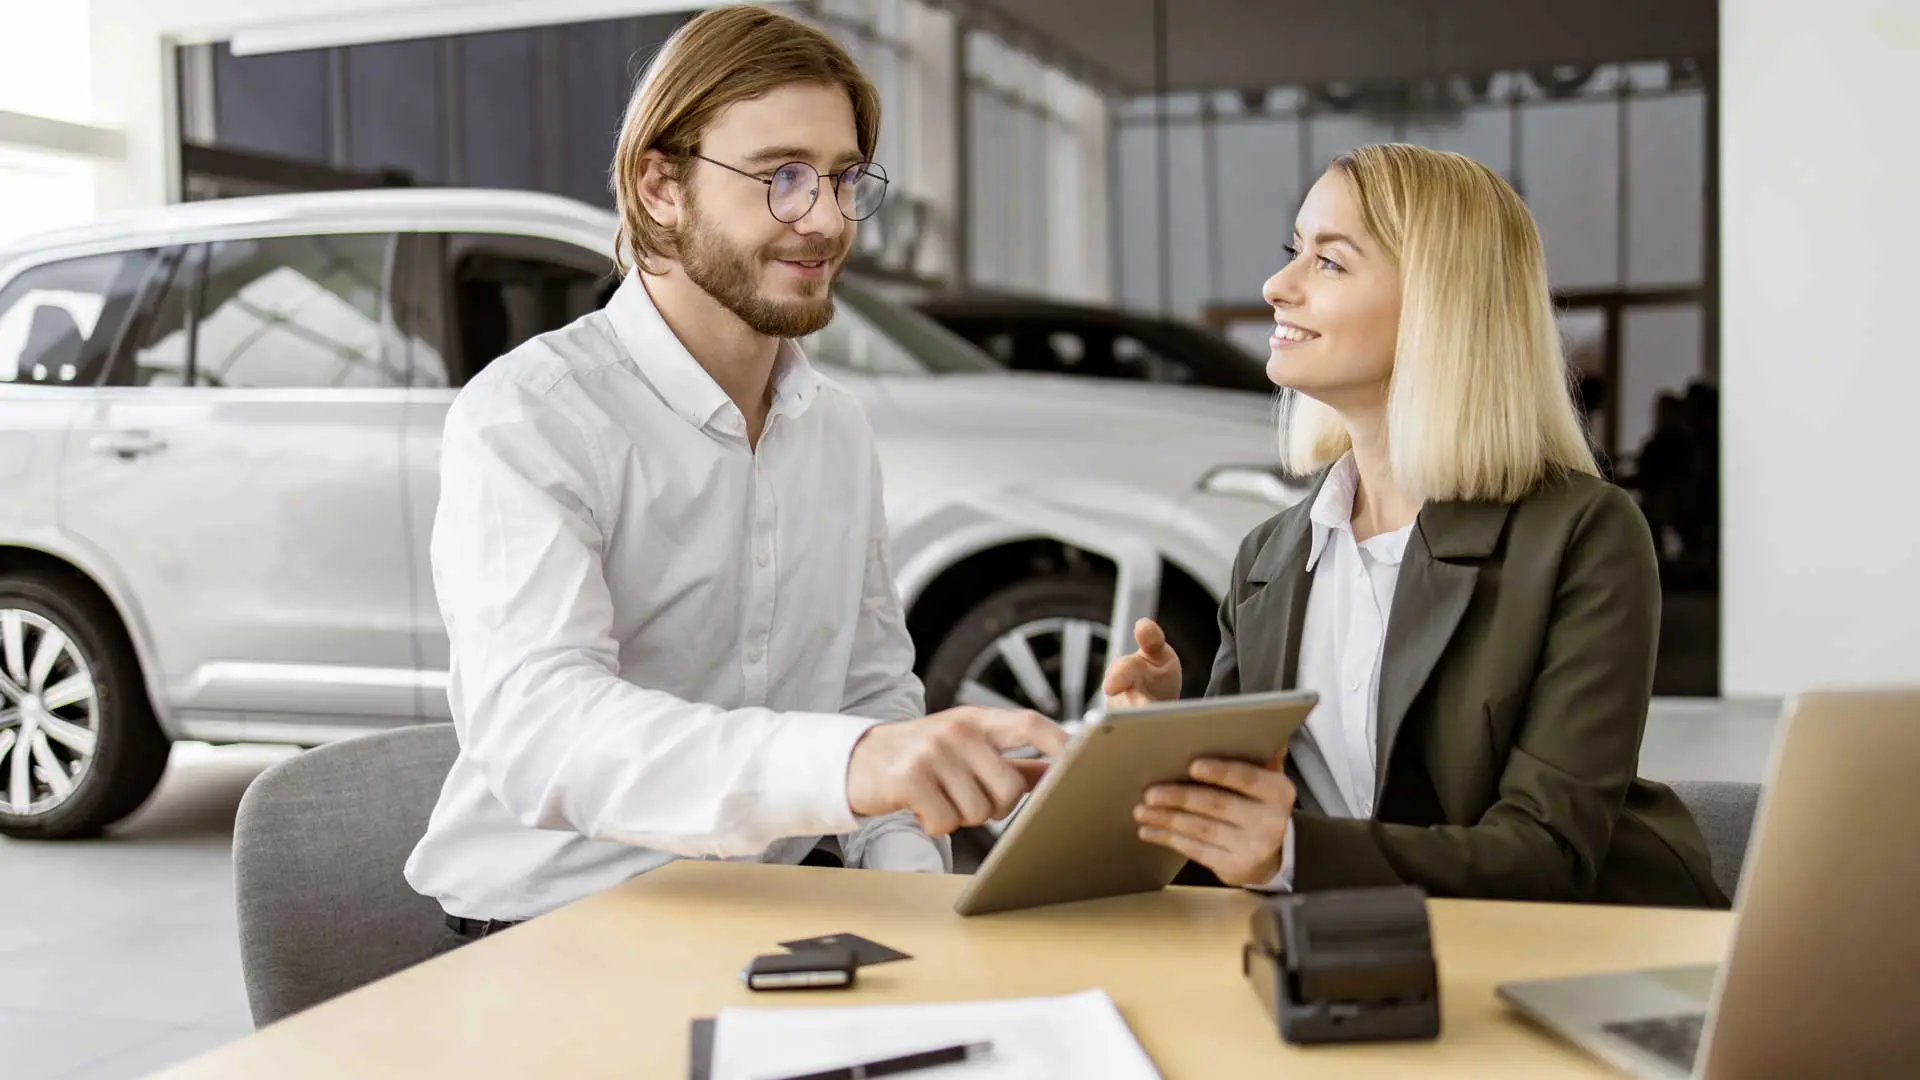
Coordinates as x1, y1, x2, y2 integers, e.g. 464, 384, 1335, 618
89, 431, 169, 460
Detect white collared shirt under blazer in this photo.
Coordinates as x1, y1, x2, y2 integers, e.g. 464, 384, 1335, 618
1256, 452, 1412, 891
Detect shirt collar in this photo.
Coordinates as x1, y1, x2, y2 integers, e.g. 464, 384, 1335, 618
604, 269, 825, 433
1305, 453, 1359, 571
1305, 453, 1414, 570
767, 341, 824, 421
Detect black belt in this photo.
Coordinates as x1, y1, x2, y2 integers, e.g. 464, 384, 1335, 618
445, 913, 522, 940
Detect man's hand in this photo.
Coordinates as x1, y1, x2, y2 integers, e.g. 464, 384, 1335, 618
1133, 753, 1295, 887
1101, 618, 1183, 709
846, 707, 1070, 836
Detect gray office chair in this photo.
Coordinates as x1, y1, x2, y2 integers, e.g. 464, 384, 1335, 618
1668, 779, 1763, 900
233, 723, 459, 1028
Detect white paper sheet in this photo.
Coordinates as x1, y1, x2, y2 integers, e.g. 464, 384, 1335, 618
710, 988, 1161, 1080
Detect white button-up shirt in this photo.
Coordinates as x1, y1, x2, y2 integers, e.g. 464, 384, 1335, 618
405, 272, 943, 922
1259, 452, 1413, 891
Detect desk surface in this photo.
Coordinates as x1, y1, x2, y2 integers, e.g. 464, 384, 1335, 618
157, 862, 1731, 1079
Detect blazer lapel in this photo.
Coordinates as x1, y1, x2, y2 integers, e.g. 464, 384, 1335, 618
1372, 499, 1511, 805
1236, 493, 1321, 810
1236, 479, 1321, 696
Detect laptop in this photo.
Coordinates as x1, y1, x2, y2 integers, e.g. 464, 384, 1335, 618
1497, 689, 1920, 1078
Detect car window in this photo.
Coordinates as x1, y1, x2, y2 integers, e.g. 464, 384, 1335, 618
1152, 320, 1275, 392
128, 249, 199, 387
816, 283, 999, 375
944, 321, 1087, 377
1113, 333, 1197, 386
1022, 325, 1148, 383
438, 235, 608, 387
797, 293, 930, 376
193, 234, 399, 389
0, 250, 156, 387
1046, 331, 1088, 369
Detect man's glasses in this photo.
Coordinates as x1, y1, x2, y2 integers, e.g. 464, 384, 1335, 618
694, 154, 889, 224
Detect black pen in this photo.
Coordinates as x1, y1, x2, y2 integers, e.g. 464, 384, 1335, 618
761, 1040, 994, 1080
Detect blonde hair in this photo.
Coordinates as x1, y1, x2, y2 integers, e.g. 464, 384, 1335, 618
1279, 143, 1599, 503
610, 5, 881, 273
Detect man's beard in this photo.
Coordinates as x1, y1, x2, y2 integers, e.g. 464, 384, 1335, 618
675, 203, 844, 338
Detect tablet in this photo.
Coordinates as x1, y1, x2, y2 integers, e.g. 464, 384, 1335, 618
952, 689, 1317, 917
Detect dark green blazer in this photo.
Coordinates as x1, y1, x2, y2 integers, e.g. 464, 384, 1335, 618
1200, 467, 1727, 909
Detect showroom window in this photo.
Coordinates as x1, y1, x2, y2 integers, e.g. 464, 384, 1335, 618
1116, 60, 1714, 471
964, 30, 1110, 302
0, 250, 153, 387
176, 14, 689, 205
190, 234, 400, 389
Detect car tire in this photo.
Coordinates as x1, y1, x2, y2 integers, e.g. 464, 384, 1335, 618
921, 572, 1216, 720
0, 571, 169, 840
922, 572, 1217, 870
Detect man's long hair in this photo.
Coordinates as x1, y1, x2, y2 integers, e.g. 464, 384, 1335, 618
610, 5, 881, 275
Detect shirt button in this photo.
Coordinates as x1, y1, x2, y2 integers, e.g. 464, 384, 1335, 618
755, 547, 770, 567
748, 645, 765, 663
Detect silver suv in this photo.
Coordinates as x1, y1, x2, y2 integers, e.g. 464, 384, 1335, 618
0, 189, 1299, 840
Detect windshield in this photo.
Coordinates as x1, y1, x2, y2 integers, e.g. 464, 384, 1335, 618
819, 278, 1000, 375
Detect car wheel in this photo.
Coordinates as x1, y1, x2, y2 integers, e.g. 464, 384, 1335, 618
922, 572, 1216, 720
921, 573, 1216, 870
923, 574, 1113, 726
0, 572, 169, 840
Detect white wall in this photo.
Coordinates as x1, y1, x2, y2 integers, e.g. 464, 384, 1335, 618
1721, 0, 1920, 696
0, 3, 108, 245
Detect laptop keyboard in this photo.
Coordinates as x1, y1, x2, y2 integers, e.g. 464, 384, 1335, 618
1603, 1013, 1705, 1071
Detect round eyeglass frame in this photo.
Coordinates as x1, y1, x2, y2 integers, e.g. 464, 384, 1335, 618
693, 154, 890, 224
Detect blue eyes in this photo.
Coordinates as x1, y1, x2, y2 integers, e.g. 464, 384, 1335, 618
770, 164, 814, 194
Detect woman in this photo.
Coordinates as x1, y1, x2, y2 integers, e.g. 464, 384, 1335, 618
1107, 143, 1725, 908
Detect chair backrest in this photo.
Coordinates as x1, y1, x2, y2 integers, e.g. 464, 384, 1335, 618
1667, 779, 1762, 900
234, 723, 459, 1027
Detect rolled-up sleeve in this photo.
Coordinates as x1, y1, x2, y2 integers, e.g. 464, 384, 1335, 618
433, 366, 876, 858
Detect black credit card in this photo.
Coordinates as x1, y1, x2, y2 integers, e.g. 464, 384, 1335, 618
778, 933, 912, 967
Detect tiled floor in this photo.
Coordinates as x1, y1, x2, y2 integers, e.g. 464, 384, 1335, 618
1, 700, 1783, 1080
0, 743, 295, 1080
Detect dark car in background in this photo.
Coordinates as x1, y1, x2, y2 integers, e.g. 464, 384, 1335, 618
915, 294, 1274, 395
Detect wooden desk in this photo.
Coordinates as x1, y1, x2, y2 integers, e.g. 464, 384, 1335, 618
155, 862, 1731, 1079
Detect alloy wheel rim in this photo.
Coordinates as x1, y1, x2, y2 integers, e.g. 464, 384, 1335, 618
955, 616, 1109, 724
0, 608, 101, 816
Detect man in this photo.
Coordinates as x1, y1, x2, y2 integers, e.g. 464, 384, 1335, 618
405, 5, 1065, 943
